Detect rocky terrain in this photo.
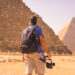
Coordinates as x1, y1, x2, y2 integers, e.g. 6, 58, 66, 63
58, 18, 75, 52
0, 0, 72, 54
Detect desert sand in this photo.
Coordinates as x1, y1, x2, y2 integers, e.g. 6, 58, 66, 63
0, 53, 75, 75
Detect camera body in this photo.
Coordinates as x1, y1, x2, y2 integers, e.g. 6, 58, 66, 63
40, 56, 55, 69
46, 61, 55, 68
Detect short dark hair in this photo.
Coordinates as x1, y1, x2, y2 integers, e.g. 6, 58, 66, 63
31, 16, 37, 25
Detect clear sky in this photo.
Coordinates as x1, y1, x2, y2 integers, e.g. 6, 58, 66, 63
23, 0, 75, 34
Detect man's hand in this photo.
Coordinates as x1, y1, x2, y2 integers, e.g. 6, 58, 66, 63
47, 52, 52, 58
22, 54, 25, 62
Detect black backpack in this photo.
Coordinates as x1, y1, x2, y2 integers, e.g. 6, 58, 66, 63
21, 25, 38, 54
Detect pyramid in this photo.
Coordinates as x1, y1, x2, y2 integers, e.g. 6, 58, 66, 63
0, 0, 71, 54
58, 17, 75, 52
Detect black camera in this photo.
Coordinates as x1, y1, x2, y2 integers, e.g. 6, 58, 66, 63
40, 56, 55, 69
46, 59, 55, 68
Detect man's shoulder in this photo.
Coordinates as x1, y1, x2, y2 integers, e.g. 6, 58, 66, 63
35, 26, 42, 31
23, 25, 42, 33
35, 25, 44, 37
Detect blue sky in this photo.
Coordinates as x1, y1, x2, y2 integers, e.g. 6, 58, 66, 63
23, 0, 75, 34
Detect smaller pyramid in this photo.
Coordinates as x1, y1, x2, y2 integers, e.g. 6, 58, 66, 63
58, 17, 75, 52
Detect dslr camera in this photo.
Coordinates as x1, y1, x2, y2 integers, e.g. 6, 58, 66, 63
40, 56, 55, 69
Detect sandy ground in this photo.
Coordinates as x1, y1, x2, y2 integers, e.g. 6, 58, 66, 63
0, 54, 75, 75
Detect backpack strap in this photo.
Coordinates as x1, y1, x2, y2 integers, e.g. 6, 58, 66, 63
32, 25, 38, 31
32, 25, 39, 36
26, 25, 38, 32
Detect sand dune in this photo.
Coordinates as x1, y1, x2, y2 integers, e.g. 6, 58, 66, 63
0, 54, 75, 75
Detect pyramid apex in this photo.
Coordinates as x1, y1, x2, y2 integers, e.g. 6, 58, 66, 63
71, 17, 75, 21
71, 17, 75, 19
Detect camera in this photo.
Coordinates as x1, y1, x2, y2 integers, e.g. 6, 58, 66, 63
46, 59, 55, 68
40, 56, 55, 69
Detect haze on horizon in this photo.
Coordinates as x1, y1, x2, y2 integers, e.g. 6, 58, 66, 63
23, 0, 75, 34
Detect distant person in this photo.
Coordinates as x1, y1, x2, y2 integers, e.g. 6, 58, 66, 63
21, 16, 51, 75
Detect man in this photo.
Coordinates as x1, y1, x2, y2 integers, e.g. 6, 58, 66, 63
22, 16, 51, 75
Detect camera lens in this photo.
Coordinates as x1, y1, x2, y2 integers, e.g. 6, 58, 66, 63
52, 63, 55, 66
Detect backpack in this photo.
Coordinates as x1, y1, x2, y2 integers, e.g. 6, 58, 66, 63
21, 25, 38, 54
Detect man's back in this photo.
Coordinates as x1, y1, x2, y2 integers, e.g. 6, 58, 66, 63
22, 25, 44, 53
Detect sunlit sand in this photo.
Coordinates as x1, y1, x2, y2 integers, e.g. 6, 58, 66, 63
0, 53, 75, 75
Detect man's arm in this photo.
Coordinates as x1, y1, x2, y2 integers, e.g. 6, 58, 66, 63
39, 36, 52, 58
21, 30, 26, 61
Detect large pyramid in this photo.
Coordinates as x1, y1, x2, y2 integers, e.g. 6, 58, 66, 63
0, 0, 72, 54
58, 17, 75, 52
